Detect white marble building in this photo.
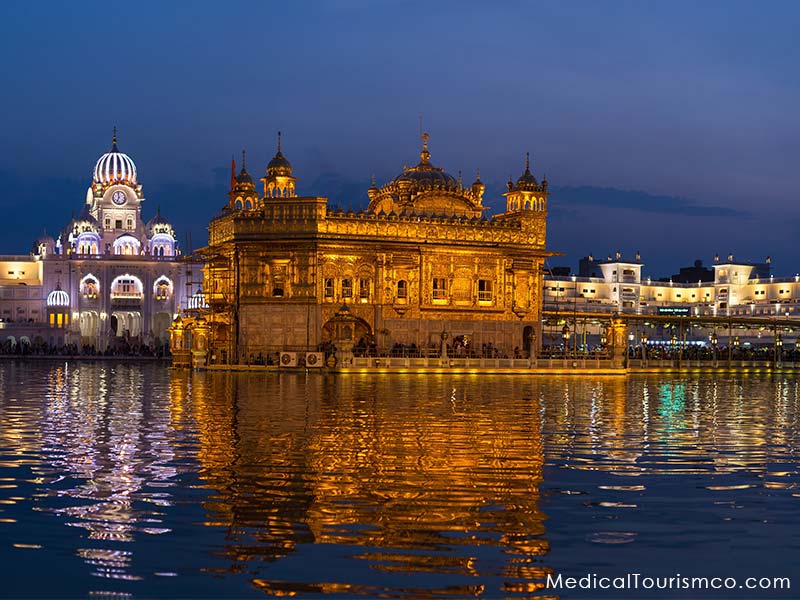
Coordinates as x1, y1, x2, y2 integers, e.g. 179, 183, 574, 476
0, 131, 202, 351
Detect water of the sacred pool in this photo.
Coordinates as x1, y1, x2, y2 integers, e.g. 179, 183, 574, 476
0, 362, 796, 598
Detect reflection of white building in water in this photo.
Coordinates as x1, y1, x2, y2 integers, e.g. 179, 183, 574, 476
0, 131, 201, 350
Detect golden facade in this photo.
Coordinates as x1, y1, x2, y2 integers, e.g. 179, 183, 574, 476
198, 134, 554, 364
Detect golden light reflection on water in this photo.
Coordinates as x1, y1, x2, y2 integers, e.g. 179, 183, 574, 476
183, 373, 549, 597
0, 365, 799, 597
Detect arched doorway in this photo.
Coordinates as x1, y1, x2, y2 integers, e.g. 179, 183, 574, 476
152, 312, 172, 343
523, 325, 534, 357
322, 305, 372, 354
79, 311, 100, 342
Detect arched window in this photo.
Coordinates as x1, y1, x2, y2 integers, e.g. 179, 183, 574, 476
341, 278, 353, 298
81, 276, 99, 299
110, 275, 144, 299
235, 199, 243, 210
154, 276, 172, 300
397, 280, 408, 299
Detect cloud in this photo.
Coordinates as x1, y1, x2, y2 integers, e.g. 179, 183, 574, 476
551, 185, 748, 217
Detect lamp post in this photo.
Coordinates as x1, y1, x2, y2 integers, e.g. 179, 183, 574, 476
670, 331, 678, 366
627, 331, 635, 365
775, 331, 783, 369
710, 330, 718, 367
561, 323, 571, 359
640, 331, 648, 366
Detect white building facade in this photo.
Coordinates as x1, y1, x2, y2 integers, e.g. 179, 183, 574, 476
0, 132, 201, 352
545, 254, 797, 319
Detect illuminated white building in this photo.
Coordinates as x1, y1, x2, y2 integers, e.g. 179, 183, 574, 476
0, 131, 201, 351
544, 253, 799, 319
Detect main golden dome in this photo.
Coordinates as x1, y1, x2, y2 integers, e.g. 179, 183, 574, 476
367, 133, 484, 218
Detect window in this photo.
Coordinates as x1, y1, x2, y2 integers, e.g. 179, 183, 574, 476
105, 218, 110, 228
478, 279, 493, 302
432, 278, 447, 300
126, 218, 133, 230
115, 219, 122, 229
396, 280, 408, 299
341, 278, 353, 298
272, 275, 285, 297
83, 278, 98, 299
324, 278, 334, 298
358, 278, 369, 301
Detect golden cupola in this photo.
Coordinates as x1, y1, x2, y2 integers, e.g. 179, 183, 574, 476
471, 169, 485, 203
228, 150, 258, 211
366, 133, 485, 218
262, 131, 297, 198
504, 153, 548, 214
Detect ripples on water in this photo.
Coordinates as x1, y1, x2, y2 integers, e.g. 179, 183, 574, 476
0, 362, 798, 598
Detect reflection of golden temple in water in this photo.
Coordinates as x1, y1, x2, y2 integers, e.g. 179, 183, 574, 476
185, 373, 551, 596
180, 371, 800, 596
2, 364, 799, 597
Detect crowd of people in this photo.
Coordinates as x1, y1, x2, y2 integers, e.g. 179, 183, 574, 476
1, 340, 170, 358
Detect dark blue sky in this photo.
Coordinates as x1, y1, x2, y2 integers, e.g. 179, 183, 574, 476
1, 0, 798, 276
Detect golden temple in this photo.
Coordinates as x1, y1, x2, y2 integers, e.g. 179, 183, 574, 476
176, 132, 554, 366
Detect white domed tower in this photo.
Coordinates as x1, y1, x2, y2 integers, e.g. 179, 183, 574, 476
32, 230, 56, 258
146, 207, 178, 257
87, 128, 147, 255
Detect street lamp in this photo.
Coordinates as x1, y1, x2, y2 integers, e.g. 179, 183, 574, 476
709, 330, 718, 366
640, 331, 648, 364
775, 332, 783, 368
561, 324, 571, 358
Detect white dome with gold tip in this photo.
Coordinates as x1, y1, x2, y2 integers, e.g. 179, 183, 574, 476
93, 128, 137, 186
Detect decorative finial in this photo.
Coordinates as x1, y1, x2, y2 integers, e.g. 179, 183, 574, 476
111, 126, 118, 151
371, 174, 376, 187
476, 168, 481, 181
242, 149, 247, 170
458, 170, 462, 185
277, 130, 282, 153
525, 152, 530, 172
419, 132, 431, 165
